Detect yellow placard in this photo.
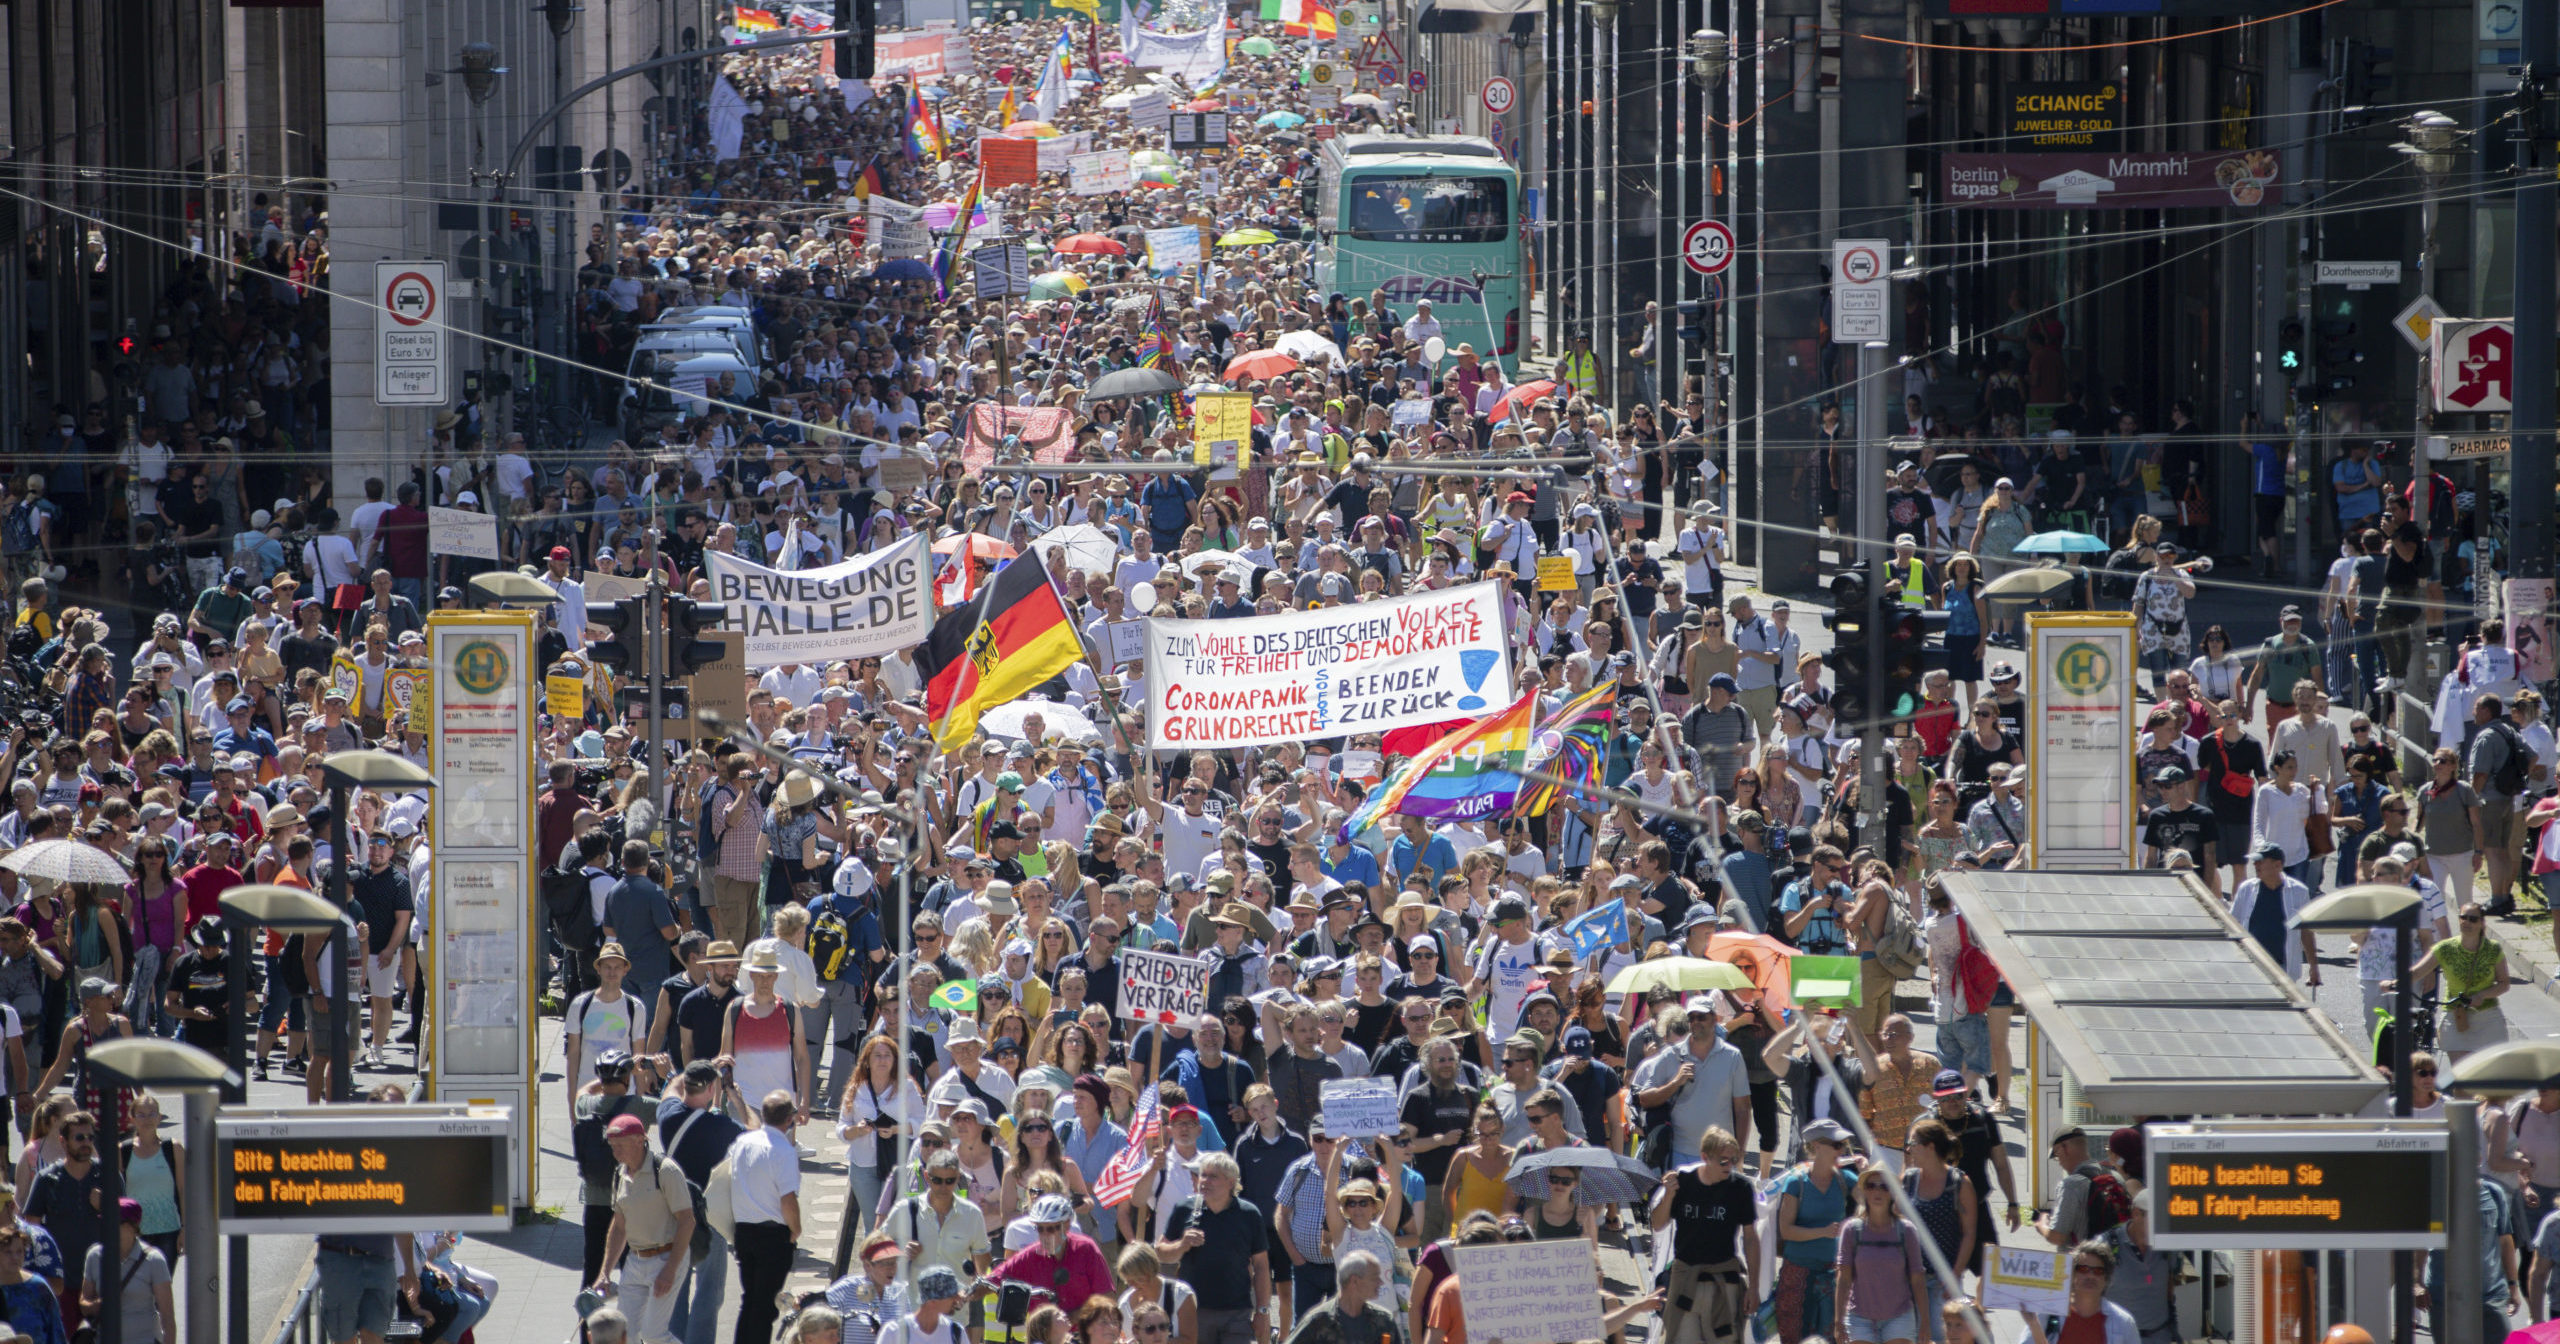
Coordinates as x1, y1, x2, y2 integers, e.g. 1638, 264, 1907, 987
329, 655, 364, 712
1536, 555, 1578, 592
1192, 392, 1255, 468
384, 668, 428, 722
545, 674, 587, 719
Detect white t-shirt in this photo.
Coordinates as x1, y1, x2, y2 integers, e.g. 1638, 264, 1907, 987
1158, 807, 1222, 880
1475, 935, 1545, 1042
568, 988, 648, 1085
760, 664, 824, 708
303, 534, 364, 590
349, 501, 393, 565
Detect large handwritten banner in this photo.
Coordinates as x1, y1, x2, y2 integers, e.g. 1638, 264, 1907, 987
702, 534, 933, 667
1450, 1240, 1604, 1344
1143, 583, 1514, 748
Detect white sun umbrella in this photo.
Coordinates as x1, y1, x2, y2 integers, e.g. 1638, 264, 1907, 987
1102, 89, 1141, 109
977, 697, 1103, 742
1274, 330, 1344, 363
1032, 523, 1120, 576
0, 840, 133, 885
1177, 549, 1249, 582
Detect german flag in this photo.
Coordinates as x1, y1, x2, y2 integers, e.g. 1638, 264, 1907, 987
917, 558, 1084, 753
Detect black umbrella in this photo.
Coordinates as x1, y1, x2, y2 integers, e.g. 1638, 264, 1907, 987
1924, 451, 1986, 497
1086, 366, 1187, 401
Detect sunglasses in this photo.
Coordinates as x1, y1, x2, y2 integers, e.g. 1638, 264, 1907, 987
1341, 1196, 1376, 1208
1021, 1123, 1053, 1135
928, 1175, 959, 1186
2412, 1066, 2440, 1076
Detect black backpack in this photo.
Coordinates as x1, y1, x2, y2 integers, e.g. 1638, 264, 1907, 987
544, 862, 600, 950
2489, 721, 2536, 799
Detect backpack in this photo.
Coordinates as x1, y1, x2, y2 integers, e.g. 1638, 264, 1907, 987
544, 862, 600, 950
698, 785, 735, 873
809, 902, 853, 981
2080, 1163, 2132, 1237
570, 1094, 628, 1188
1871, 899, 1926, 982
0, 501, 35, 556
703, 1146, 739, 1242
2489, 721, 2535, 799
1952, 917, 2002, 1016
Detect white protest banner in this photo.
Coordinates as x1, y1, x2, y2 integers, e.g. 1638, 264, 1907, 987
1390, 397, 1433, 429
1126, 89, 1173, 132
1318, 1078, 1400, 1137
428, 507, 498, 560
1037, 131, 1093, 173
1071, 150, 1136, 197
702, 533, 933, 667
833, 157, 856, 188
1983, 1247, 2069, 1314
1144, 582, 1514, 748
1107, 620, 1148, 666
1118, 947, 1209, 1024
868, 196, 931, 258
1451, 1241, 1604, 1344
1145, 226, 1203, 269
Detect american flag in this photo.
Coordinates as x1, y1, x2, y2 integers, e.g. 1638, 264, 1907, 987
1093, 1084, 1163, 1207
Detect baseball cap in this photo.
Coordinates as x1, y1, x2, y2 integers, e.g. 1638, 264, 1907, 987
1931, 1069, 1968, 1097
605, 1114, 649, 1138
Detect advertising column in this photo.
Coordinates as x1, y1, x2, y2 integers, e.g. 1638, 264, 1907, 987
423, 610, 540, 1209
2024, 613, 2137, 869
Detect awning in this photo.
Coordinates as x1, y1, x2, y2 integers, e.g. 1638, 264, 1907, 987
1941, 869, 2387, 1116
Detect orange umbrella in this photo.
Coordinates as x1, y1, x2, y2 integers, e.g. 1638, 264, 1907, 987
1224, 349, 1301, 382
1053, 232, 1128, 256
1705, 931, 1803, 1010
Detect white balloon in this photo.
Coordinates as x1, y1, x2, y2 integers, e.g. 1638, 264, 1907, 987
1423, 336, 1446, 366
1131, 581, 1158, 613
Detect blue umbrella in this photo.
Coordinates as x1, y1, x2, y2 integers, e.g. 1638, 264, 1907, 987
1256, 110, 1306, 129
2015, 530, 2110, 556
873, 258, 935, 281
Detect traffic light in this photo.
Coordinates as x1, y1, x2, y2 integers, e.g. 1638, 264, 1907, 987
587, 596, 649, 675
1675, 300, 1707, 344
2278, 319, 2305, 373
2317, 315, 2364, 392
1882, 605, 1926, 725
2345, 42, 2393, 125
837, 0, 876, 79
666, 597, 732, 676
1825, 562, 1871, 730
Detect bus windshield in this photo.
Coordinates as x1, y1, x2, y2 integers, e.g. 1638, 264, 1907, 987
1342, 175, 1510, 243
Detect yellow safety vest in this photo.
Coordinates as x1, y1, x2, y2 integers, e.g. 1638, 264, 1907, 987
1556, 351, 1598, 395
1897, 557, 1928, 604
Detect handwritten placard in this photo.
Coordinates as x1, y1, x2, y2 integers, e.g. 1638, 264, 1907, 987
544, 673, 587, 719
1107, 619, 1148, 667
1144, 226, 1203, 269
1983, 1246, 2068, 1314
1118, 947, 1209, 1024
1037, 131, 1092, 173
1318, 1077, 1400, 1138
428, 508, 499, 560
384, 668, 428, 722
1450, 1240, 1604, 1344
1126, 89, 1172, 131
1070, 150, 1134, 197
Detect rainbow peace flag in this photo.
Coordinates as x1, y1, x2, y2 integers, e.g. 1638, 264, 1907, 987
929, 168, 984, 296
906, 84, 944, 161
733, 7, 781, 32
1518, 679, 1618, 816
1341, 689, 1537, 836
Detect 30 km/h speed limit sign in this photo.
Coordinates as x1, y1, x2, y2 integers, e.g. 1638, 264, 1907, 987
1680, 220, 1734, 276
1481, 76, 1517, 116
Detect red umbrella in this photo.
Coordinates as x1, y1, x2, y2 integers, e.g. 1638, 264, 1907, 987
1223, 349, 1301, 382
1488, 379, 1559, 423
1052, 233, 1128, 256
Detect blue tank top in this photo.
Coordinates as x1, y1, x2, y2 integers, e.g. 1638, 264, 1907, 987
1946, 586, 1981, 637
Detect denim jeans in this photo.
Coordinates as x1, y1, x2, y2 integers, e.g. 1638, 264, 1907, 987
1290, 1260, 1337, 1318
669, 1230, 728, 1344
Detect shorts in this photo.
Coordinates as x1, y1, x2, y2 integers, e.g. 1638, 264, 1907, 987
1988, 981, 2015, 1010
1939, 1012, 1993, 1076
2254, 493, 2286, 541
1846, 1307, 1921, 1344
1271, 1255, 1294, 1284
317, 1248, 399, 1342
2483, 798, 2519, 850
2219, 818, 2257, 869
364, 951, 403, 1000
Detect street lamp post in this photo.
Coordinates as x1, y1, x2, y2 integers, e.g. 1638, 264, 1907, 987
315, 752, 439, 1102
2393, 110, 2460, 704
219, 883, 358, 1344
85, 1038, 236, 1344
2291, 884, 2423, 1344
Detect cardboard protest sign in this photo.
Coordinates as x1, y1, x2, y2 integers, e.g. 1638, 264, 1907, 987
1118, 948, 1209, 1024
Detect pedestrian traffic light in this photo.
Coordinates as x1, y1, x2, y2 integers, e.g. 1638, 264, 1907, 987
1882, 605, 1926, 725
1826, 563, 1871, 729
2278, 319, 2305, 373
2345, 42, 2393, 124
587, 596, 649, 675
666, 597, 731, 675
2317, 316, 2364, 392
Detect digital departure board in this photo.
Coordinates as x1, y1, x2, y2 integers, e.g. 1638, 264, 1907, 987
215, 1107, 514, 1234
2144, 1125, 2446, 1250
